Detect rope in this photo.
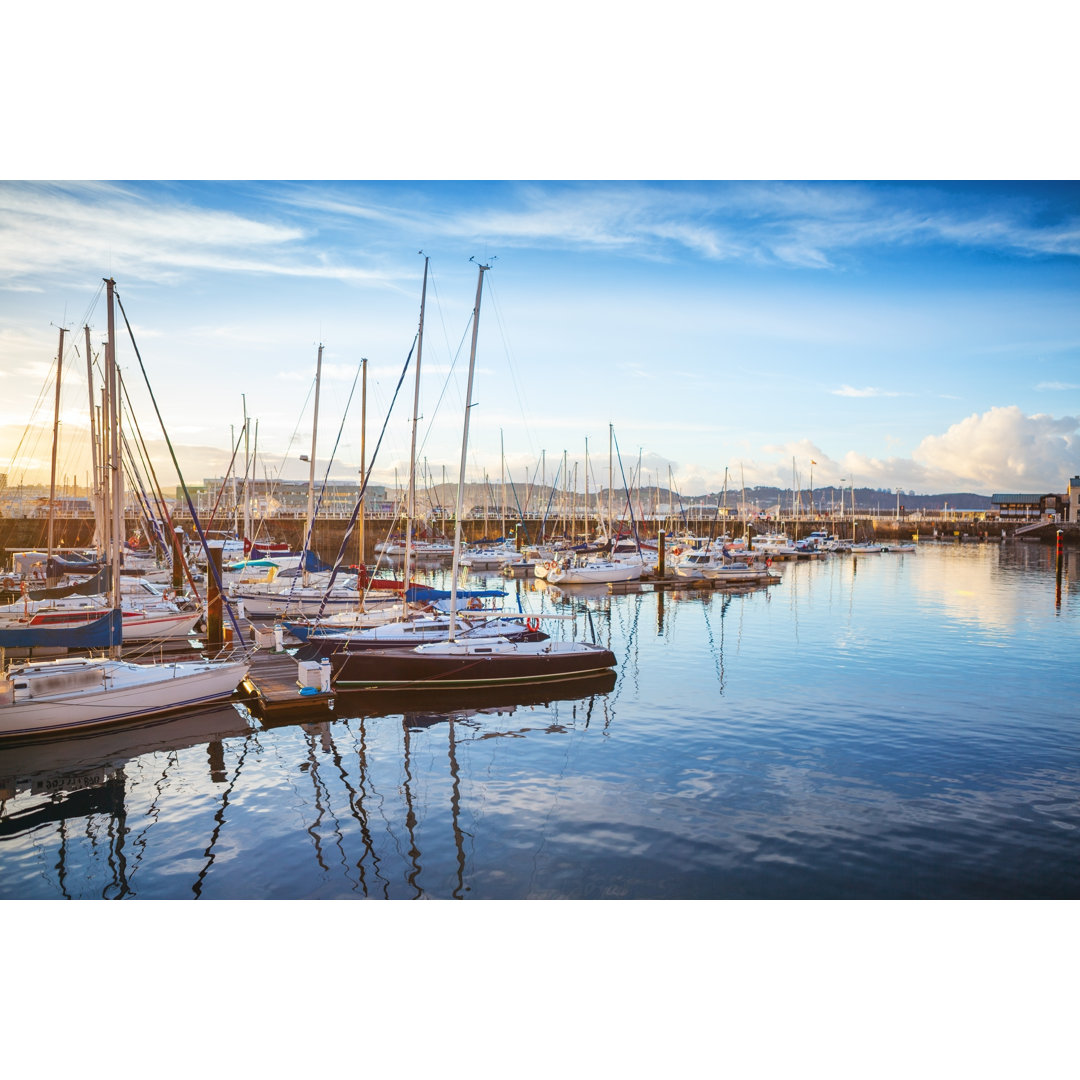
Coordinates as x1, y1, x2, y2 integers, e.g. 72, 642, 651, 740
114, 286, 246, 647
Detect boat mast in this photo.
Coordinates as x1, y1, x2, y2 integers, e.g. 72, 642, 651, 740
303, 344, 323, 581
46, 326, 67, 581
105, 279, 123, 656
583, 437, 589, 541
357, 356, 367, 578
608, 423, 613, 543
403, 256, 429, 619
448, 262, 489, 638
242, 395, 251, 544
84, 325, 103, 557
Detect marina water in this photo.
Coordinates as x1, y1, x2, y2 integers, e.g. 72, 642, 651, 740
2, 540, 1077, 899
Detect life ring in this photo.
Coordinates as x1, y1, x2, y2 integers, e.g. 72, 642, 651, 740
672, 547, 682, 556
525, 616, 540, 632
165, 588, 177, 601
467, 597, 481, 610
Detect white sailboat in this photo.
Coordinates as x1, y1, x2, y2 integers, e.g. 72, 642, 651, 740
0, 278, 250, 738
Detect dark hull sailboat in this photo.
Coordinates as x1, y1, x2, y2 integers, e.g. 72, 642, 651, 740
326, 638, 618, 692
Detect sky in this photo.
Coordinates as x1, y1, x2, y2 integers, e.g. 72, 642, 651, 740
2, 3, 1077, 503
2, 179, 1078, 501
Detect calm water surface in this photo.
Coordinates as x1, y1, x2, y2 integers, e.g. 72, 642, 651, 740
2, 541, 1077, 899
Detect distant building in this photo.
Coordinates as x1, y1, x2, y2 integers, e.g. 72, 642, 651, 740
179, 477, 390, 517
991, 491, 1069, 521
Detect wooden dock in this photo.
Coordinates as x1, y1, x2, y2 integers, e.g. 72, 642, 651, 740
242, 648, 334, 715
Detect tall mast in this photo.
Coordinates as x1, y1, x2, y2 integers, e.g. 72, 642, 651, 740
305, 344, 323, 551
584, 437, 589, 540
403, 257, 429, 617
608, 423, 614, 542
46, 326, 67, 578
357, 357, 367, 576
448, 262, 488, 636
84, 325, 103, 556
500, 428, 506, 540
242, 395, 251, 543
105, 279, 123, 653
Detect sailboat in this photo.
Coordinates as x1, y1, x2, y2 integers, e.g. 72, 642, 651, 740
230, 345, 373, 617
318, 261, 617, 693
545, 427, 649, 585
0, 278, 250, 739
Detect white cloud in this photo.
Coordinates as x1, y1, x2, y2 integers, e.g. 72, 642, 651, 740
831, 385, 903, 398
913, 406, 1078, 492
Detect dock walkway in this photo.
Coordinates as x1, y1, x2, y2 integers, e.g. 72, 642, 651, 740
242, 648, 333, 715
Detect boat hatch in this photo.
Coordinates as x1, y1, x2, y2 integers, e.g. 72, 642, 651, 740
26, 667, 107, 698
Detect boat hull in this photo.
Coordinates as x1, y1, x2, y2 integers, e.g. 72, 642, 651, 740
0, 657, 250, 738
546, 560, 644, 585
327, 640, 617, 691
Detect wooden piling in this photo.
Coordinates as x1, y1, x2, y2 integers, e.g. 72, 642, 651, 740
172, 527, 185, 592
206, 540, 223, 646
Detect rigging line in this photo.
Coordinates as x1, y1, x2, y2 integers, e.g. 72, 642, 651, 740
312, 334, 419, 621
118, 433, 161, 551
295, 359, 363, 572
270, 377, 316, 482
611, 428, 643, 555
484, 275, 537, 462
204, 424, 246, 538
114, 286, 246, 646
118, 373, 189, 563
415, 309, 474, 462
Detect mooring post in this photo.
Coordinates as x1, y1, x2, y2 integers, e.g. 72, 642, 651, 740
206, 540, 224, 646
172, 527, 184, 592
658, 530, 666, 577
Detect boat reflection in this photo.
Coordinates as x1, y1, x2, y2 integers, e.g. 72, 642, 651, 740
0, 702, 253, 899
329, 668, 617, 723
0, 702, 252, 800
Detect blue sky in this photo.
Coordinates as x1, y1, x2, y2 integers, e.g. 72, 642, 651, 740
2, 180, 1078, 499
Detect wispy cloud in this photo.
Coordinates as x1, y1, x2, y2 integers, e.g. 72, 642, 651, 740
831, 385, 903, 398
1037, 381, 1080, 390
285, 181, 1080, 270
0, 182, 400, 289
